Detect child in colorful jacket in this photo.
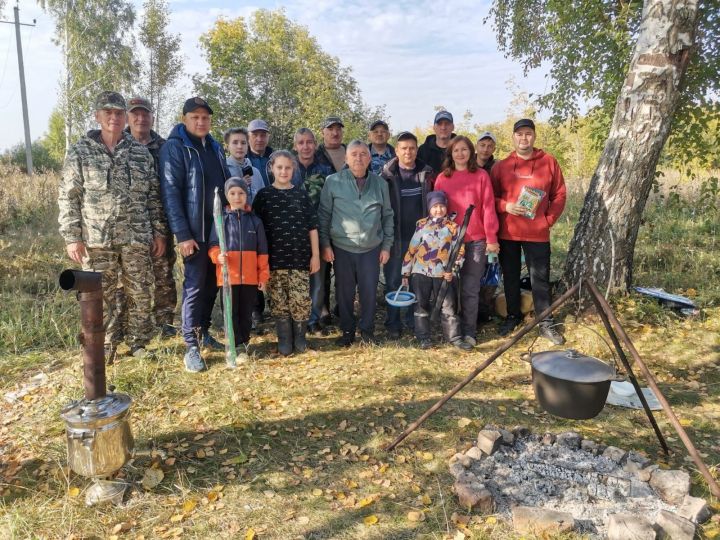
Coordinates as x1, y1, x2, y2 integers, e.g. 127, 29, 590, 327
401, 191, 472, 351
209, 178, 270, 363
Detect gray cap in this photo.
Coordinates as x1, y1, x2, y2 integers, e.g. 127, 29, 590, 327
248, 119, 270, 132
94, 91, 126, 111
322, 116, 344, 129
434, 110, 453, 124
477, 131, 496, 143
396, 131, 418, 143
225, 177, 248, 195
369, 119, 389, 131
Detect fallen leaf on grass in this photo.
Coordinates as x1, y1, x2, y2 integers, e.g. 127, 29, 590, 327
182, 499, 197, 514
244, 529, 256, 540
358, 496, 375, 508
485, 516, 497, 524
142, 467, 165, 490
312, 488, 323, 496
111, 522, 133, 534
457, 417, 472, 428
170, 514, 184, 523
407, 511, 425, 522
68, 487, 80, 497
297, 516, 310, 525
420, 494, 432, 505
363, 514, 379, 525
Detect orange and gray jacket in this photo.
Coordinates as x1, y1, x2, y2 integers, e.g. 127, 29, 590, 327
208, 205, 270, 286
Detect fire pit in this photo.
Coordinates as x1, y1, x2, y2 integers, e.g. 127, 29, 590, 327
449, 427, 710, 538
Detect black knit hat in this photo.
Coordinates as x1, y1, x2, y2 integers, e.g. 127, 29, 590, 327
225, 177, 248, 195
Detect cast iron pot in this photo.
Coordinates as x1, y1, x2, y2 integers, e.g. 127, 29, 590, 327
530, 349, 621, 420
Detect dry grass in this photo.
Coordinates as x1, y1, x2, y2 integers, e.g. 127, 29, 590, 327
1, 169, 719, 539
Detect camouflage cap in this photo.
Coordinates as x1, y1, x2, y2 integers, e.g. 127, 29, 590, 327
128, 96, 152, 112
95, 91, 126, 111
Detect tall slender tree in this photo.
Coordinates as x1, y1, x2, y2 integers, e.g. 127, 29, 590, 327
39, 0, 138, 153
137, 0, 183, 131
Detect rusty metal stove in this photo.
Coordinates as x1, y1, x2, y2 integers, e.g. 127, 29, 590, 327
58, 269, 134, 506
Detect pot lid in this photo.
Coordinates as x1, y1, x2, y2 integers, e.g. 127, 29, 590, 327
531, 349, 614, 383
61, 393, 132, 424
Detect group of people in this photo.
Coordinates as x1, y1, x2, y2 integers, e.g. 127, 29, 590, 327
58, 92, 567, 373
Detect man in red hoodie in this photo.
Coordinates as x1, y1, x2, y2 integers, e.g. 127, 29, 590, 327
491, 119, 567, 344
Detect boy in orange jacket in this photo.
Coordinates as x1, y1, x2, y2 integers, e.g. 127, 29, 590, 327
209, 178, 270, 363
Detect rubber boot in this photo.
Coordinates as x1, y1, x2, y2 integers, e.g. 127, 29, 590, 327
414, 313, 431, 341
276, 318, 293, 356
293, 320, 308, 353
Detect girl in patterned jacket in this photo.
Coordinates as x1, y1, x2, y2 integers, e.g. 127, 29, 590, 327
401, 191, 472, 351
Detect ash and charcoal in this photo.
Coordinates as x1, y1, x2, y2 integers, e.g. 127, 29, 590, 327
449, 427, 710, 539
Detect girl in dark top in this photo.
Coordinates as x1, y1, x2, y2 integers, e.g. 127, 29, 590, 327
252, 150, 320, 356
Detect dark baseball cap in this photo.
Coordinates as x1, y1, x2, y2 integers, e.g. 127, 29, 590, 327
322, 116, 344, 129
369, 119, 389, 131
513, 118, 536, 132
183, 97, 213, 115
396, 131, 418, 143
94, 91, 126, 111
128, 96, 152, 112
434, 111, 454, 124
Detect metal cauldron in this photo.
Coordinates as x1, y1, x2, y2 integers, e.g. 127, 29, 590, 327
60, 393, 133, 478
530, 349, 622, 420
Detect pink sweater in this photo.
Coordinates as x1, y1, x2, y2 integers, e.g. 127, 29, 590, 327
434, 168, 499, 244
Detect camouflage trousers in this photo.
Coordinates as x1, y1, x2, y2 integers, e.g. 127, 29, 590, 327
117, 237, 178, 329
268, 269, 311, 321
85, 245, 153, 349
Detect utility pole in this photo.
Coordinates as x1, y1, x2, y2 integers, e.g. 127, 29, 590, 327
0, 4, 36, 175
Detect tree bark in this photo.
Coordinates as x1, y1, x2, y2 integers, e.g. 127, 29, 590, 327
563, 0, 699, 292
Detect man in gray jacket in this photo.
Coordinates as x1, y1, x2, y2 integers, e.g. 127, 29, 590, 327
318, 140, 394, 346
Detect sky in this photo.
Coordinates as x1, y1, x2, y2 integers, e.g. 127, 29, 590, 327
0, 0, 552, 151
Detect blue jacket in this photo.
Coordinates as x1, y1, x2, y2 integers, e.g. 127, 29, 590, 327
160, 124, 230, 243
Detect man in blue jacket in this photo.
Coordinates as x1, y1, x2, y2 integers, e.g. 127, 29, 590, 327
160, 97, 230, 372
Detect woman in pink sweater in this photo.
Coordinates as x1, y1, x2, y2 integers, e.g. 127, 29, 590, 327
434, 136, 499, 346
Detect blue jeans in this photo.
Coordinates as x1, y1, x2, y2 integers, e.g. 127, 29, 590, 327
383, 241, 413, 331
309, 260, 329, 325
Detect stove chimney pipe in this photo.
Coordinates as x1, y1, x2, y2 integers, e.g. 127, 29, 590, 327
59, 269, 106, 401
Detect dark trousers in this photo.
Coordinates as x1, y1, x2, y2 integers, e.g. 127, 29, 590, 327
222, 284, 257, 346
459, 240, 487, 337
383, 240, 414, 330
181, 242, 218, 347
411, 274, 461, 342
334, 245, 381, 335
309, 260, 329, 325
499, 239, 552, 320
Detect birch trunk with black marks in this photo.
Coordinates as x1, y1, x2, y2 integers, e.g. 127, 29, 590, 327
563, 0, 699, 292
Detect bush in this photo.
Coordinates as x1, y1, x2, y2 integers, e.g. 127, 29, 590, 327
1, 140, 62, 173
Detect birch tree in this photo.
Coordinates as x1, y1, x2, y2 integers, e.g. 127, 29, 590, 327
39, 0, 138, 153
137, 0, 183, 131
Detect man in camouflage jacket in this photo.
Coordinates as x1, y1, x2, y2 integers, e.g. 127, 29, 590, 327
124, 97, 177, 336
58, 91, 167, 360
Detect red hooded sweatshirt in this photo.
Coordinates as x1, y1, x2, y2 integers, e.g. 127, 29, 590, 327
490, 149, 567, 242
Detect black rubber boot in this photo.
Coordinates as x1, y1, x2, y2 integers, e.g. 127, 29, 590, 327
276, 318, 293, 356
293, 320, 308, 353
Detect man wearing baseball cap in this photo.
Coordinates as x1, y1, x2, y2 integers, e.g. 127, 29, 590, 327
418, 110, 456, 174
58, 91, 166, 362
476, 131, 497, 174
491, 118, 567, 345
247, 119, 274, 187
368, 119, 395, 174
160, 96, 231, 372
123, 97, 177, 337
315, 116, 347, 174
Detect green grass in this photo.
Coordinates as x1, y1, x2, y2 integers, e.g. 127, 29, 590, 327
1, 170, 719, 539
